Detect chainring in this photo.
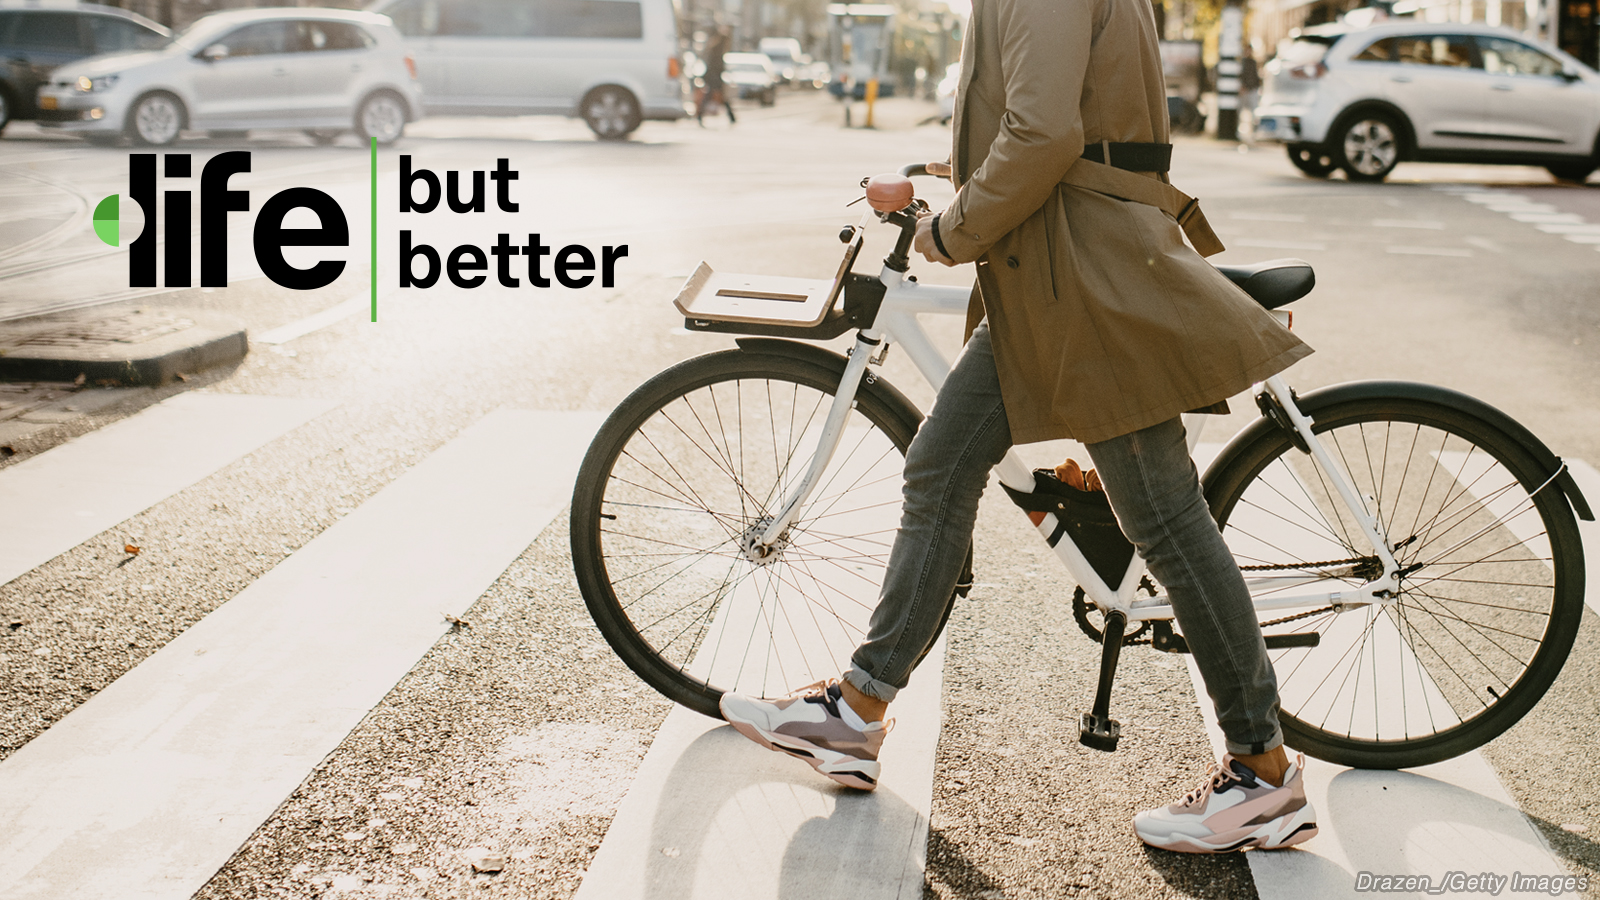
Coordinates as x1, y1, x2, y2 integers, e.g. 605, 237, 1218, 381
1072, 577, 1158, 645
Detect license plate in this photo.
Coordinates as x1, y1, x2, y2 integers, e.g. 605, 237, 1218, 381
1258, 118, 1277, 132
39, 96, 56, 110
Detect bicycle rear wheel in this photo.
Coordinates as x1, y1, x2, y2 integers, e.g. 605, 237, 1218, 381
1204, 394, 1585, 768
571, 346, 935, 719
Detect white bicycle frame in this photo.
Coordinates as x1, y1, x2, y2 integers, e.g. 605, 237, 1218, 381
752, 210, 1405, 628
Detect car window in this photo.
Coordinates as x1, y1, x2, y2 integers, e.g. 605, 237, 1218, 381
543, 0, 642, 39
87, 16, 167, 53
11, 12, 87, 53
213, 21, 297, 56
384, 0, 440, 37
1351, 37, 1395, 61
300, 21, 374, 52
1477, 36, 1565, 77
437, 0, 539, 37
1392, 34, 1480, 68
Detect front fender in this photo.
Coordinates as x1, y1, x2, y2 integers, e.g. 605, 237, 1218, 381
1202, 380, 1592, 521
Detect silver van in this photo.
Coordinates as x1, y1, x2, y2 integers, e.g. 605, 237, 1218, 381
367, 0, 686, 139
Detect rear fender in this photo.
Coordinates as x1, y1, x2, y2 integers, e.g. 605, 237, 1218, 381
1203, 380, 1592, 521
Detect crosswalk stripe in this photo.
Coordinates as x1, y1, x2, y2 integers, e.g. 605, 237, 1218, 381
1182, 444, 1572, 899
0, 392, 336, 589
573, 640, 945, 900
0, 408, 603, 900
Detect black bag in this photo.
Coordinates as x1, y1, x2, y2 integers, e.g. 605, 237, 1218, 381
1001, 468, 1137, 590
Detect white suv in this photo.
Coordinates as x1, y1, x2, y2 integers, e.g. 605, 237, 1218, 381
1254, 22, 1600, 182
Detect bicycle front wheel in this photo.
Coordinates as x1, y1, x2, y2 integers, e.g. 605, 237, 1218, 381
571, 346, 926, 719
1205, 394, 1584, 768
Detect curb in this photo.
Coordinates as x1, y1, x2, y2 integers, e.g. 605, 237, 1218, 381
0, 308, 248, 386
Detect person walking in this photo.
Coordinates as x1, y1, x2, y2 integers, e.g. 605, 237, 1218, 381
695, 26, 735, 126
719, 0, 1322, 855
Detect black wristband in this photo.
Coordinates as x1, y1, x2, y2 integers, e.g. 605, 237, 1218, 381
930, 212, 952, 261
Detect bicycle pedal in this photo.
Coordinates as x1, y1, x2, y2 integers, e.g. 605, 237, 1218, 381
1078, 712, 1121, 752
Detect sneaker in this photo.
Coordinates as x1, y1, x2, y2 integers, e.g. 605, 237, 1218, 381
719, 680, 889, 791
1134, 754, 1318, 853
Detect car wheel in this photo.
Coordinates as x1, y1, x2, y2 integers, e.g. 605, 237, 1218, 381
582, 86, 640, 140
306, 129, 342, 146
355, 92, 406, 146
1287, 144, 1337, 178
1334, 112, 1401, 182
128, 92, 184, 147
1546, 161, 1596, 183
0, 88, 10, 135
761, 88, 775, 107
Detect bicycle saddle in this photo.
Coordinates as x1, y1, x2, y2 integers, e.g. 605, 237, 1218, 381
1213, 258, 1314, 310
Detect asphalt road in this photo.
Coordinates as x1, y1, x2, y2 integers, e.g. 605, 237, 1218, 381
0, 91, 1596, 900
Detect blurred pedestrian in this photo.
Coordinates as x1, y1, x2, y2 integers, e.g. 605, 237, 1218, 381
1240, 47, 1261, 137
695, 26, 736, 126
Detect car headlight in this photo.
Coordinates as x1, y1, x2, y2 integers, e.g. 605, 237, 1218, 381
75, 75, 119, 93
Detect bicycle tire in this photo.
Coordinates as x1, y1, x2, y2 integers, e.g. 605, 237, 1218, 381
571, 345, 966, 719
1203, 393, 1584, 769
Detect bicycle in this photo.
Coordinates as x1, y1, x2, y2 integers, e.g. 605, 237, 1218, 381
570, 164, 1592, 770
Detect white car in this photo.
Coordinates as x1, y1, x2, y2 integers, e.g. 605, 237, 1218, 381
757, 37, 803, 84
367, 0, 688, 140
1254, 22, 1600, 182
35, 7, 423, 146
722, 52, 776, 106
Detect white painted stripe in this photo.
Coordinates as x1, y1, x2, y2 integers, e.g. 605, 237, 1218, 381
1509, 213, 1585, 224
1372, 219, 1445, 230
1386, 246, 1473, 257
574, 637, 946, 900
0, 408, 605, 900
1230, 212, 1308, 223
252, 296, 369, 345
0, 393, 335, 588
1233, 238, 1327, 251
1535, 224, 1600, 234
1563, 234, 1600, 244
1183, 445, 1569, 900
1561, 459, 1600, 618
1185, 651, 1568, 900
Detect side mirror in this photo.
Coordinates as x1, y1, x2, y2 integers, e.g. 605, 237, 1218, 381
1560, 69, 1583, 83
200, 43, 228, 62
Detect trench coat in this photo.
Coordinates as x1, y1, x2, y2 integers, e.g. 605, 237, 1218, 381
936, 0, 1313, 445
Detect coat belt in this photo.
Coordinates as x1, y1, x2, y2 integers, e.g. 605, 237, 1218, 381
1059, 150, 1226, 258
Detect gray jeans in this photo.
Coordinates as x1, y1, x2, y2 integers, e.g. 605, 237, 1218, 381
842, 322, 1284, 756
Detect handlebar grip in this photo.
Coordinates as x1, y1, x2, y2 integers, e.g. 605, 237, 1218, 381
897, 162, 953, 178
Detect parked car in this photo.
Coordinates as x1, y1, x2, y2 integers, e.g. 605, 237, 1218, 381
367, 0, 687, 139
1253, 22, 1600, 182
0, 0, 168, 134
757, 36, 803, 84
827, 75, 895, 100
35, 7, 422, 146
722, 51, 776, 106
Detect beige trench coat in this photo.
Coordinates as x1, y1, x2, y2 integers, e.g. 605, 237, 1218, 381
936, 0, 1312, 445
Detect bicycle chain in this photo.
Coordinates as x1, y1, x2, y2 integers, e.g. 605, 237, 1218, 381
1073, 560, 1357, 645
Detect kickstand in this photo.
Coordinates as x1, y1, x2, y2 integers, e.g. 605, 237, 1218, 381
1079, 609, 1125, 752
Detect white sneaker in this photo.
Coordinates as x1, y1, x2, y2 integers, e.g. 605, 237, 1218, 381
719, 680, 889, 791
1135, 754, 1318, 853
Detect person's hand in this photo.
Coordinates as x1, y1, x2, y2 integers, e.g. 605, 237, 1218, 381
914, 211, 956, 267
